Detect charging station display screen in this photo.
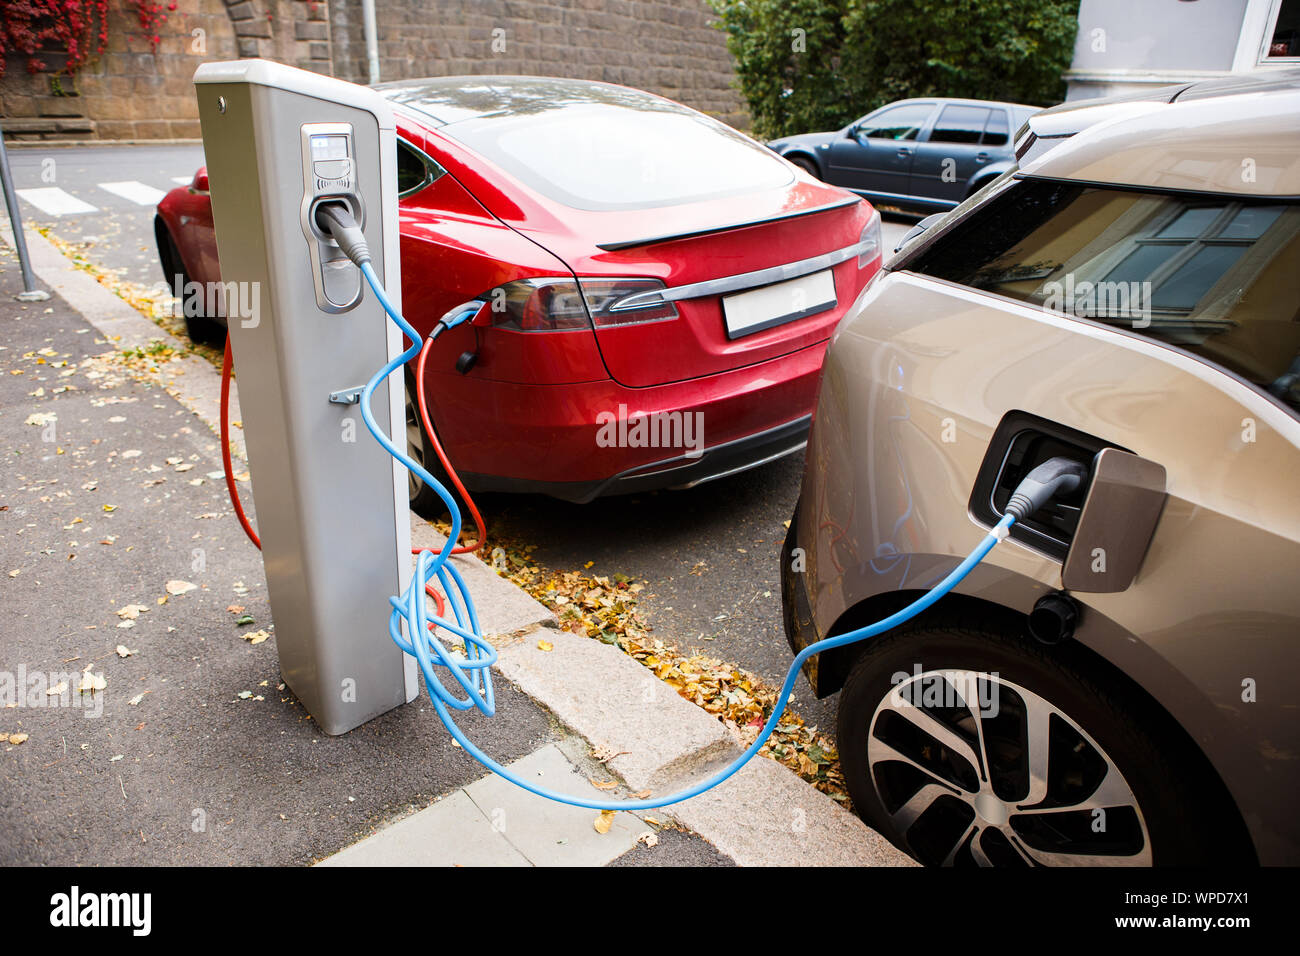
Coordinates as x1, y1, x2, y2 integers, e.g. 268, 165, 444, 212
310, 134, 349, 161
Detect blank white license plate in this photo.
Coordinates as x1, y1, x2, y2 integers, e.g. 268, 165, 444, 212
722, 269, 837, 339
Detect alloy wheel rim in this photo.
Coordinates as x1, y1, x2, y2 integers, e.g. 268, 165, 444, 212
866, 669, 1152, 866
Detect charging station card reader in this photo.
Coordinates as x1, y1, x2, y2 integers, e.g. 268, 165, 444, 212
301, 123, 364, 312
194, 60, 417, 735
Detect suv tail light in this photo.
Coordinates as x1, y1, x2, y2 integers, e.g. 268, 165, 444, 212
486, 277, 678, 332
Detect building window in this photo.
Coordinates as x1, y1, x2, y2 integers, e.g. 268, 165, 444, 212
1264, 0, 1300, 59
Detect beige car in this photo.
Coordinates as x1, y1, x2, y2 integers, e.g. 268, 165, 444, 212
782, 85, 1300, 865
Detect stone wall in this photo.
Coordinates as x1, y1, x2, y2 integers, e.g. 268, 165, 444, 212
0, 0, 746, 141
326, 0, 747, 127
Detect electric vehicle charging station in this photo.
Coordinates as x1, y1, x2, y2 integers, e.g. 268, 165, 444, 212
194, 60, 416, 735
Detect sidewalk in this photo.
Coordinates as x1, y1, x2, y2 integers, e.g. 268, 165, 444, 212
0, 224, 913, 867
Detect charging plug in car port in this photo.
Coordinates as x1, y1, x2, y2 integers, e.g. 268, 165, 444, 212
970, 411, 1128, 561
994, 435, 1091, 541
310, 197, 360, 243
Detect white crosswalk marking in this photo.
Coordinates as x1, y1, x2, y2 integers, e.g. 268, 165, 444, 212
98, 180, 167, 206
172, 176, 191, 185
15, 187, 98, 216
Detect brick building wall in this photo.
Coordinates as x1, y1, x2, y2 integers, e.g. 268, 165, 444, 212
0, 0, 746, 141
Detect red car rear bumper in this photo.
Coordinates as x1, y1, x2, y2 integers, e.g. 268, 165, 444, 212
430, 339, 827, 502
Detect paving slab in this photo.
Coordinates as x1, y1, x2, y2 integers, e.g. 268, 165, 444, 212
317, 744, 650, 867
493, 626, 738, 794
463, 744, 645, 866
316, 790, 530, 867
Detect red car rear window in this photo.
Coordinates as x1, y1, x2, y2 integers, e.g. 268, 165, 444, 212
443, 101, 792, 212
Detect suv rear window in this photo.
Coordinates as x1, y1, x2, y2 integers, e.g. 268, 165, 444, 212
906, 178, 1300, 413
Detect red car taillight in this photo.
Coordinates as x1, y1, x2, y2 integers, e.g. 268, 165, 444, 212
582, 278, 678, 328
486, 277, 678, 332
488, 279, 590, 331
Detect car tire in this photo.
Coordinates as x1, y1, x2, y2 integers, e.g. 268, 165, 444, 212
836, 611, 1247, 866
787, 155, 821, 180
156, 219, 225, 346
404, 370, 465, 521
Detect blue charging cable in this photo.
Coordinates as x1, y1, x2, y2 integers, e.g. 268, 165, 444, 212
316, 199, 1080, 812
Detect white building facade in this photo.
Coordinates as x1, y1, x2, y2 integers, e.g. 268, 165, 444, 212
1066, 0, 1299, 100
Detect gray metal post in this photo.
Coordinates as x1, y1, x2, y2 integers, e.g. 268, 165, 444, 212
0, 123, 50, 302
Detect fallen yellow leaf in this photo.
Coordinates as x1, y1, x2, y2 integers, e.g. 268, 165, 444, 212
537, 639, 553, 652
592, 810, 616, 834
77, 669, 106, 694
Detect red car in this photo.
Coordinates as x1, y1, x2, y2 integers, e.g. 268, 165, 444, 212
156, 76, 882, 512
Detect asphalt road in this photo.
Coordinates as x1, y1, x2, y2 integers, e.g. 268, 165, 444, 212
8, 141, 914, 782
4, 143, 205, 287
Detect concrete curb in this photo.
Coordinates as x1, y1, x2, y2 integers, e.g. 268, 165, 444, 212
670, 753, 917, 866
494, 626, 737, 794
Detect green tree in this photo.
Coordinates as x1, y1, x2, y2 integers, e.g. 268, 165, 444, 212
712, 0, 1080, 139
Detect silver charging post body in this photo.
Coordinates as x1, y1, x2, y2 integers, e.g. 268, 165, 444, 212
195, 60, 417, 735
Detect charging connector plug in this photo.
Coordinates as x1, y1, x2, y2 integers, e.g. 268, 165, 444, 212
429, 300, 486, 342
1005, 456, 1088, 521
315, 202, 370, 266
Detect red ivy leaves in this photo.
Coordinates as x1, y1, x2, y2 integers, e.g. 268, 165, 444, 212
134, 1, 169, 49
0, 0, 169, 78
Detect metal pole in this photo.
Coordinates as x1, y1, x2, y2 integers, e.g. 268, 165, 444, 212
362, 0, 381, 85
0, 122, 49, 302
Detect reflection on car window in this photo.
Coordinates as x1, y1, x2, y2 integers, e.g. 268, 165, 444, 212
907, 179, 1300, 413
930, 106, 992, 145
858, 104, 934, 142
982, 110, 1009, 147
396, 139, 444, 196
